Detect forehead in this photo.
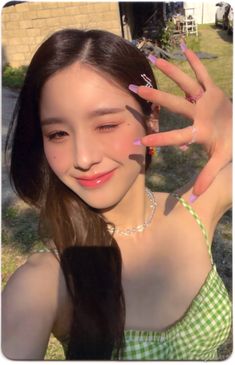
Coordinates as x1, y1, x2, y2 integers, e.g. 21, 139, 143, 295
40, 62, 141, 116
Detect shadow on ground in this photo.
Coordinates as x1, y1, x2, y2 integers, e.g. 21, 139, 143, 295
209, 24, 233, 43
146, 108, 207, 193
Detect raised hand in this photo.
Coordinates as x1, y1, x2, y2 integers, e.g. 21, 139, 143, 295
129, 43, 232, 201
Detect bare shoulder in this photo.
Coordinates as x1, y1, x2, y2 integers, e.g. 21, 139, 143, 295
28, 252, 73, 341
2, 251, 63, 324
27, 251, 60, 272
23, 251, 70, 314
2, 252, 63, 359
6, 251, 62, 296
3, 251, 60, 292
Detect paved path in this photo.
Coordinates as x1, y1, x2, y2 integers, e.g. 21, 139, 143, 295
2, 87, 20, 205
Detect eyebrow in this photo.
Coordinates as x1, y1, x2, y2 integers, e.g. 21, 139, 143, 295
88, 107, 125, 118
41, 107, 125, 126
41, 117, 65, 126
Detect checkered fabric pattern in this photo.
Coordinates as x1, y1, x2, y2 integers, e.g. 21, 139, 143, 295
112, 194, 232, 360
113, 265, 231, 360
38, 194, 231, 360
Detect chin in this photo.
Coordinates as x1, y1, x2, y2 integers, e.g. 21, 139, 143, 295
66, 180, 134, 211
72, 188, 124, 210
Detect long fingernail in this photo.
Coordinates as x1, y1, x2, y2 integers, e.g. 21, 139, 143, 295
189, 193, 198, 204
133, 138, 142, 146
147, 54, 157, 65
180, 41, 187, 52
128, 84, 138, 94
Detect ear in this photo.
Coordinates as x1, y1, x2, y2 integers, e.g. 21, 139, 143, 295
146, 105, 160, 134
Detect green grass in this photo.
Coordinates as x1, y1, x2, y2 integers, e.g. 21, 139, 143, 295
2, 25, 232, 360
154, 24, 232, 98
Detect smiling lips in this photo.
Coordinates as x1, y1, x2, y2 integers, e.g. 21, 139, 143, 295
76, 169, 116, 188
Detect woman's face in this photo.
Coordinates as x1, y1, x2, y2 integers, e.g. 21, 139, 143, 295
40, 62, 147, 209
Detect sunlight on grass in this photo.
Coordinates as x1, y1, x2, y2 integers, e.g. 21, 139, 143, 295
45, 335, 65, 360
153, 25, 232, 98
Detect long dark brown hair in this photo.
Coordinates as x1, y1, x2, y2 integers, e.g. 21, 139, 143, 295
6, 29, 157, 359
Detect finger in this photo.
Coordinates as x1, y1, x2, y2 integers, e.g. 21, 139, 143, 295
153, 58, 203, 97
137, 86, 195, 119
142, 126, 195, 147
192, 153, 229, 196
183, 47, 213, 88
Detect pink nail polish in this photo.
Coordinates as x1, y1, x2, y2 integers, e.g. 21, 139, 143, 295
147, 54, 157, 65
189, 193, 198, 204
128, 84, 138, 94
133, 138, 142, 146
180, 41, 187, 52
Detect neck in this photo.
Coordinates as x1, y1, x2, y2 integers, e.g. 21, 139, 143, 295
100, 176, 149, 233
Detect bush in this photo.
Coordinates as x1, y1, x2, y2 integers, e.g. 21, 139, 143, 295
160, 21, 201, 52
160, 20, 177, 50
2, 64, 28, 89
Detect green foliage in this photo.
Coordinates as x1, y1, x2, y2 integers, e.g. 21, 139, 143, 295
160, 20, 176, 50
160, 20, 201, 52
3, 206, 19, 220
2, 204, 42, 253
2, 64, 28, 89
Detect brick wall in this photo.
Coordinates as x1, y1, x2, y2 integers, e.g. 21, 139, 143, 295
2, 1, 122, 67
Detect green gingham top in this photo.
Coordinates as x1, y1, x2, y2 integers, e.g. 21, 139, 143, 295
39, 194, 231, 360
111, 194, 232, 360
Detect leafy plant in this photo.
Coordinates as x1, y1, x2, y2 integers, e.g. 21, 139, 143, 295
2, 64, 28, 89
160, 20, 177, 50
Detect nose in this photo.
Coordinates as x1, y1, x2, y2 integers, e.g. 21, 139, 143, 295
73, 133, 103, 171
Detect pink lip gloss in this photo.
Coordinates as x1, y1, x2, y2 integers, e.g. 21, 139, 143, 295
76, 169, 116, 188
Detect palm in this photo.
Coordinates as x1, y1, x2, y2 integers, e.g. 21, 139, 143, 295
136, 49, 232, 196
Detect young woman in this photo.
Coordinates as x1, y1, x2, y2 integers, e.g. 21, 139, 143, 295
2, 29, 232, 360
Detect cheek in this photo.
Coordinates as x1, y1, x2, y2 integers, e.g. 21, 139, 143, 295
104, 123, 146, 159
44, 143, 70, 174
110, 137, 145, 159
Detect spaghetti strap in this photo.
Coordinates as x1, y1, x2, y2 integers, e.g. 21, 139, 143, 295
173, 193, 213, 264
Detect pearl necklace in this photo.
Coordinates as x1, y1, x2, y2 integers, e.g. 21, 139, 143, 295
107, 188, 157, 237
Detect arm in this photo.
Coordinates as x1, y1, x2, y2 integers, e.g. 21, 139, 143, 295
213, 162, 233, 218
201, 161, 232, 219
178, 161, 232, 223
2, 253, 60, 360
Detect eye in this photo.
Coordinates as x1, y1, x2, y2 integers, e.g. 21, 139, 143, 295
47, 131, 68, 141
97, 124, 118, 132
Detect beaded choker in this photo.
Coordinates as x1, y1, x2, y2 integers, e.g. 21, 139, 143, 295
107, 188, 157, 237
